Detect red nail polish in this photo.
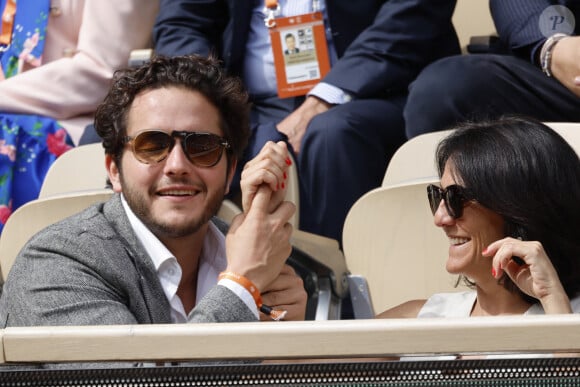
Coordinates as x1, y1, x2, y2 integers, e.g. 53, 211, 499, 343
285, 157, 292, 166
283, 171, 287, 180
491, 267, 496, 278
281, 182, 285, 189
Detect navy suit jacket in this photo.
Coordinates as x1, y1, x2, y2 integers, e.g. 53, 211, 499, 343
154, 0, 459, 98
491, 0, 580, 62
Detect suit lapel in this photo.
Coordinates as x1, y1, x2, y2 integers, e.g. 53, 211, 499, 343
103, 194, 172, 324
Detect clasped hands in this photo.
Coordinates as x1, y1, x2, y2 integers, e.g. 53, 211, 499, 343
225, 141, 307, 321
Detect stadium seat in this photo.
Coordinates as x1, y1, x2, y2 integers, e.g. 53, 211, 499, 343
0, 189, 114, 282
342, 182, 459, 315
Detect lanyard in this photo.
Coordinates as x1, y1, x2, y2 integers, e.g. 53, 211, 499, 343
264, 0, 320, 27
0, 0, 16, 48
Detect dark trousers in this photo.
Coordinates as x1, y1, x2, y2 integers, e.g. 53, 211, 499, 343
404, 54, 580, 138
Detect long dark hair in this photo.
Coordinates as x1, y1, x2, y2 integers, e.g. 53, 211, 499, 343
436, 116, 580, 300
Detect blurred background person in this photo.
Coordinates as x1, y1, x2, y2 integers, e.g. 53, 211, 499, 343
404, 1, 580, 139
0, 0, 158, 233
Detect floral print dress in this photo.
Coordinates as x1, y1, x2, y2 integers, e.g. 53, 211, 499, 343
0, 0, 74, 233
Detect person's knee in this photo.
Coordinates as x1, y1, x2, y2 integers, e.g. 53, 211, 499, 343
404, 55, 501, 138
303, 99, 400, 147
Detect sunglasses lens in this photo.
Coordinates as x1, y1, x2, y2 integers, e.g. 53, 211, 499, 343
427, 184, 468, 218
129, 131, 227, 167
133, 131, 173, 163
184, 133, 225, 167
445, 186, 462, 218
427, 185, 441, 215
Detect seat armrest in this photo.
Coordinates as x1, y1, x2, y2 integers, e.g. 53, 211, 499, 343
467, 35, 502, 54
291, 230, 348, 299
347, 275, 375, 319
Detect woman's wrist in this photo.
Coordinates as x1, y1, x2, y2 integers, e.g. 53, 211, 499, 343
540, 288, 572, 314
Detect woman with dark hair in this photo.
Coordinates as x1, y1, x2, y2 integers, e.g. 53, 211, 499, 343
378, 116, 580, 318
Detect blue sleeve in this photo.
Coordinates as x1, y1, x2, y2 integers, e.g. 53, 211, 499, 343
321, 0, 460, 98
490, 0, 578, 63
153, 0, 228, 57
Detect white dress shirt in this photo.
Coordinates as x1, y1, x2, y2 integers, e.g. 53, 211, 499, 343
121, 195, 259, 322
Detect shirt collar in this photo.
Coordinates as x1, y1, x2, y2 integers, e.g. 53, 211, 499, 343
120, 194, 227, 321
121, 194, 173, 271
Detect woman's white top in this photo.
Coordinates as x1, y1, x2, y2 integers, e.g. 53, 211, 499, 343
406, 290, 580, 361
418, 290, 580, 317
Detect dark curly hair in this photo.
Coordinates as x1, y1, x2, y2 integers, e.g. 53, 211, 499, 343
94, 55, 250, 167
436, 115, 580, 301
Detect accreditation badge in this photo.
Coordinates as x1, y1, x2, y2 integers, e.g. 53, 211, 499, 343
269, 12, 331, 98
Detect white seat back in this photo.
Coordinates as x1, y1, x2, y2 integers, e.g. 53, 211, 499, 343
342, 182, 459, 313
0, 190, 114, 281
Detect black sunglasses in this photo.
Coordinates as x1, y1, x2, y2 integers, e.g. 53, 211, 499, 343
427, 184, 473, 219
124, 130, 230, 167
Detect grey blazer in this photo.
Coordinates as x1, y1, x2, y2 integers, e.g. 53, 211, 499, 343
0, 194, 255, 327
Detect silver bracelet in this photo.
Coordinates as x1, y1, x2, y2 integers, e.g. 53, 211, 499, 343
540, 33, 569, 77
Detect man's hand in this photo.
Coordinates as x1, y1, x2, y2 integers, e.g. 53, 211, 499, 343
276, 96, 331, 153
260, 264, 307, 321
549, 36, 580, 98
225, 186, 295, 291
240, 141, 291, 214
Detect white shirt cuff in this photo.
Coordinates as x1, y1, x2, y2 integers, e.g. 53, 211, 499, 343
218, 278, 260, 319
308, 82, 352, 104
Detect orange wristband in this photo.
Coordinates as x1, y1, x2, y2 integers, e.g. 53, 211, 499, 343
218, 271, 287, 321
218, 271, 263, 309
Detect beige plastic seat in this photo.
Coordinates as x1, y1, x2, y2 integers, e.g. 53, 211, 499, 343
0, 190, 114, 282
452, 0, 496, 53
39, 143, 109, 198
342, 182, 459, 315
546, 122, 580, 154
382, 130, 450, 187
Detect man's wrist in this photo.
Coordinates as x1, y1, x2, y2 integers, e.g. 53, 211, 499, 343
218, 271, 287, 320
308, 82, 352, 105
304, 95, 332, 112
218, 277, 260, 319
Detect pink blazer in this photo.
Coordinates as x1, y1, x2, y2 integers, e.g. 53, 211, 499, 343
0, 0, 159, 144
